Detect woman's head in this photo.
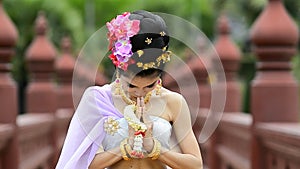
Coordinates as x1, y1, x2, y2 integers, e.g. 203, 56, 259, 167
106, 10, 171, 79
120, 73, 160, 99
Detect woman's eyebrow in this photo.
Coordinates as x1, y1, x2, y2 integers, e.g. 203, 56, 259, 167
128, 81, 157, 88
146, 81, 157, 87
128, 83, 137, 87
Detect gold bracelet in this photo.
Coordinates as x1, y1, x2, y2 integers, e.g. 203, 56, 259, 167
147, 138, 161, 160
120, 138, 130, 160
125, 143, 132, 158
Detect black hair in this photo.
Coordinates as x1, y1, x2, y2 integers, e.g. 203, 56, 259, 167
118, 10, 169, 78
119, 68, 162, 78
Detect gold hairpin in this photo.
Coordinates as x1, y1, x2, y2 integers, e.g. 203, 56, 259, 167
137, 62, 156, 70
160, 31, 166, 36
137, 50, 144, 57
136, 50, 172, 70
162, 46, 167, 52
145, 37, 152, 45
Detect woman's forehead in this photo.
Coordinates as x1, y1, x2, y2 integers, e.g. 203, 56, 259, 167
121, 75, 159, 86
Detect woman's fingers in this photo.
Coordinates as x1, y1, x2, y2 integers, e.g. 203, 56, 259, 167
137, 97, 140, 107
140, 97, 144, 107
127, 125, 135, 146
136, 97, 142, 119
144, 122, 153, 138
128, 125, 134, 135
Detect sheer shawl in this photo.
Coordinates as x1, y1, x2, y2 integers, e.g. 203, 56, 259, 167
56, 84, 123, 169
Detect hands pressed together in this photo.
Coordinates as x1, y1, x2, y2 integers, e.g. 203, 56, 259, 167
122, 97, 161, 160
128, 97, 154, 152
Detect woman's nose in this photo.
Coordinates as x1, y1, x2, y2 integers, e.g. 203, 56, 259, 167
135, 89, 145, 97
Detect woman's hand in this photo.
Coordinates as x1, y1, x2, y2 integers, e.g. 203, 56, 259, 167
137, 97, 154, 152
126, 97, 154, 153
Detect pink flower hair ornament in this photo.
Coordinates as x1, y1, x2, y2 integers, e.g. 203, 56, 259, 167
106, 12, 140, 71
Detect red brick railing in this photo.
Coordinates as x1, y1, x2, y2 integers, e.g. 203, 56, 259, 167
198, 113, 300, 169
0, 124, 14, 167
16, 111, 73, 169
255, 123, 300, 169
213, 113, 251, 169
193, 111, 252, 169
18, 114, 54, 169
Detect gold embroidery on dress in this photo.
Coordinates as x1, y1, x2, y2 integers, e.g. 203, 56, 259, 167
104, 117, 120, 135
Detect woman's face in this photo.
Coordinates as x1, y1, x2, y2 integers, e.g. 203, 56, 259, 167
120, 75, 160, 100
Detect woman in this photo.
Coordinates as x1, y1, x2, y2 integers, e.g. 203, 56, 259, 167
56, 10, 203, 169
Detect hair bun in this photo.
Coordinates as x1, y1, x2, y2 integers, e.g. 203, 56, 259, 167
106, 10, 171, 73
129, 10, 169, 52
130, 10, 168, 35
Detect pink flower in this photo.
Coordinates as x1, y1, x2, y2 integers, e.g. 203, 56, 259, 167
127, 20, 140, 37
106, 12, 140, 40
106, 12, 140, 71
113, 38, 133, 62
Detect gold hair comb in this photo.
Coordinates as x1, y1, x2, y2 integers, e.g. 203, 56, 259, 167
136, 51, 172, 70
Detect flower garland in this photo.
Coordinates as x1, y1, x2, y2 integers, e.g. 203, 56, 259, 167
106, 12, 140, 71
124, 105, 147, 158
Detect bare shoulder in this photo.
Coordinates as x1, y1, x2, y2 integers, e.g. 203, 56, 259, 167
161, 87, 184, 103
160, 87, 186, 119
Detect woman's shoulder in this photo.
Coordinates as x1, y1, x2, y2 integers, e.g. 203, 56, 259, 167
84, 84, 112, 93
79, 84, 113, 101
161, 87, 185, 105
160, 87, 188, 122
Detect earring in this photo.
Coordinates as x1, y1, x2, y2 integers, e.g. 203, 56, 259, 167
114, 70, 121, 95
155, 78, 162, 95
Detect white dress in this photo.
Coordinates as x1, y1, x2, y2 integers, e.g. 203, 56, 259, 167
102, 116, 172, 151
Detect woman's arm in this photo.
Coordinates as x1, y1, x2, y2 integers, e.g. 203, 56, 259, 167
158, 130, 203, 169
89, 147, 122, 169
89, 104, 138, 169
157, 93, 203, 169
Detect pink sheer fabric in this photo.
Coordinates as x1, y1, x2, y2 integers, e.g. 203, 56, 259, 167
56, 84, 123, 169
